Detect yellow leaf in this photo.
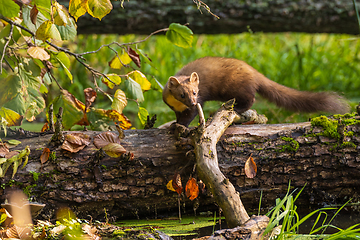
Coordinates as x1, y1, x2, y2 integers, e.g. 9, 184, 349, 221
69, 0, 87, 21
86, 0, 112, 20
0, 107, 23, 126
53, 2, 71, 26
166, 180, 176, 192
36, 20, 61, 41
102, 74, 122, 89
109, 53, 132, 70
112, 89, 127, 114
102, 143, 126, 158
27, 47, 50, 61
128, 70, 151, 91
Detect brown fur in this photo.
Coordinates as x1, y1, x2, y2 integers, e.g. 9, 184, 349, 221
163, 57, 349, 126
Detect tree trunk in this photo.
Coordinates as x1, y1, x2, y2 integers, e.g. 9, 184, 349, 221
61, 0, 360, 35
1, 114, 359, 221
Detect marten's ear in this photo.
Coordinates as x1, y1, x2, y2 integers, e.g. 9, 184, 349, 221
190, 72, 199, 82
169, 77, 180, 86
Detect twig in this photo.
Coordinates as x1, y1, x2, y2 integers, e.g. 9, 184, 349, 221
78, 28, 169, 56
0, 24, 14, 74
192, 0, 219, 19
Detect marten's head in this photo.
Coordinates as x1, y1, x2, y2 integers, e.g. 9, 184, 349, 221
168, 72, 199, 108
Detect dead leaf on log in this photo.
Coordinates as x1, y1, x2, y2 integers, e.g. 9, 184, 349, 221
185, 177, 199, 201
245, 155, 257, 178
82, 224, 101, 240
40, 148, 50, 164
93, 132, 121, 149
0, 143, 9, 158
102, 143, 126, 158
172, 173, 183, 195
61, 133, 91, 153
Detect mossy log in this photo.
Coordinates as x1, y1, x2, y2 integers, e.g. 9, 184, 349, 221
59, 0, 360, 35
0, 114, 360, 221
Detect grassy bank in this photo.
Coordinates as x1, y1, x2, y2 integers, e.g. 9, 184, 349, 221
54, 33, 360, 128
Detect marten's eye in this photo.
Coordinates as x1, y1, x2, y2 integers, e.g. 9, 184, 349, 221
181, 94, 185, 98
193, 91, 196, 96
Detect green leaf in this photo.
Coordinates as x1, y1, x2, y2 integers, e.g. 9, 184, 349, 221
127, 70, 151, 91
138, 107, 148, 126
33, 0, 52, 19
58, 59, 73, 82
149, 76, 163, 92
137, 49, 156, 69
22, 5, 48, 33
166, 23, 193, 48
0, 0, 20, 18
40, 83, 48, 94
125, 78, 144, 103
52, 90, 85, 130
52, 52, 73, 82
7, 140, 21, 145
111, 89, 127, 114
0, 74, 22, 107
56, 17, 77, 40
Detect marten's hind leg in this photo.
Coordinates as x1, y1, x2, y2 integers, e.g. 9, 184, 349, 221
233, 96, 255, 114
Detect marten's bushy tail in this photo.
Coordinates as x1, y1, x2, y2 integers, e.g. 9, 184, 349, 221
257, 74, 350, 114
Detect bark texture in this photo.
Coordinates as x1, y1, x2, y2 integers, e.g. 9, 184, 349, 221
0, 115, 360, 221
193, 103, 250, 228
61, 0, 360, 35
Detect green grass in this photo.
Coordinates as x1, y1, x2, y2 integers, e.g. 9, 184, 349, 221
264, 184, 360, 239
53, 33, 360, 128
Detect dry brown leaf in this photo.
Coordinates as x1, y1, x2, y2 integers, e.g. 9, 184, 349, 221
4, 151, 19, 159
185, 177, 199, 201
84, 88, 97, 110
128, 47, 141, 68
244, 155, 257, 178
82, 224, 101, 240
172, 173, 183, 195
27, 46, 50, 61
61, 133, 91, 153
93, 132, 121, 149
30, 4, 38, 25
0, 143, 9, 158
40, 148, 50, 164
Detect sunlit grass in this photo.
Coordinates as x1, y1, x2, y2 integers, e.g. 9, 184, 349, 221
55, 33, 360, 128
263, 184, 360, 239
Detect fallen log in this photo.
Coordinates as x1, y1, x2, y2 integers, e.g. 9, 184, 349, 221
0, 113, 359, 221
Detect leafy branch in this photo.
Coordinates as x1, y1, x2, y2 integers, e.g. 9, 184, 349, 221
0, 1, 194, 131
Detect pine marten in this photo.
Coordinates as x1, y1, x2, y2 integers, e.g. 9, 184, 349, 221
162, 57, 349, 127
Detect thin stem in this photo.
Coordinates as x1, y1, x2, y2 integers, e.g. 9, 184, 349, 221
79, 28, 169, 56
0, 24, 14, 74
